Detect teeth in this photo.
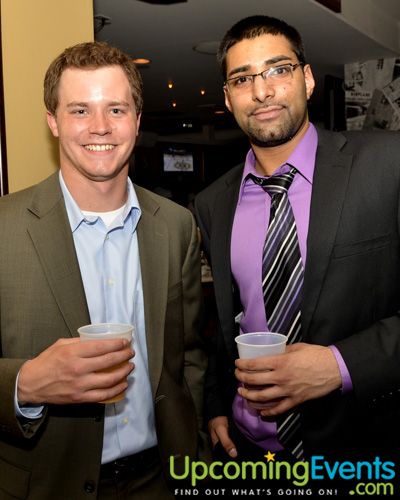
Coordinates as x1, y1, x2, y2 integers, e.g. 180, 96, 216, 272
85, 144, 115, 152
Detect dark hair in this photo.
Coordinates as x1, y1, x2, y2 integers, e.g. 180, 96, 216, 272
44, 41, 143, 115
218, 15, 306, 79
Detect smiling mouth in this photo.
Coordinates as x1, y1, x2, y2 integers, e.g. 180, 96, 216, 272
84, 144, 115, 152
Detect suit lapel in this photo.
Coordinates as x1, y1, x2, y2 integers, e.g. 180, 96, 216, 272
302, 129, 353, 338
135, 186, 168, 394
210, 167, 243, 360
26, 173, 90, 337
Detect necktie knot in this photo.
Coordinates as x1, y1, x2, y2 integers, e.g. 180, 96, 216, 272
248, 168, 296, 196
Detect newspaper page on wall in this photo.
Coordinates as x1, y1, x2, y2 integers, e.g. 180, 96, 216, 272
345, 58, 400, 131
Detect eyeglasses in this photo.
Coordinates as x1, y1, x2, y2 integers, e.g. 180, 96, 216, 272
225, 63, 304, 94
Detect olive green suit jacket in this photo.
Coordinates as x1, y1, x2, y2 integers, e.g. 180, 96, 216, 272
0, 172, 207, 499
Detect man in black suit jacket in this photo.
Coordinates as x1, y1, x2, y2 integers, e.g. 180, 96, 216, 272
195, 15, 400, 464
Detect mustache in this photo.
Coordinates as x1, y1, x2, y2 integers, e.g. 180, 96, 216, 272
249, 104, 286, 116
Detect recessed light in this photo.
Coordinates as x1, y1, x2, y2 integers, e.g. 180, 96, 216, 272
193, 41, 220, 55
132, 58, 151, 65
168, 82, 174, 89
200, 89, 206, 96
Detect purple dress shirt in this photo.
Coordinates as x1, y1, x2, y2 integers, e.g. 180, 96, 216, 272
230, 123, 352, 450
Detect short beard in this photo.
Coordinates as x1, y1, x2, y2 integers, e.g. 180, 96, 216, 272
245, 109, 307, 148
248, 128, 295, 148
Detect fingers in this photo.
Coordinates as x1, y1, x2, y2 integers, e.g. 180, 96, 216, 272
259, 397, 297, 417
235, 367, 276, 386
18, 338, 135, 405
217, 429, 238, 458
57, 359, 134, 404
235, 353, 282, 372
71, 337, 134, 359
56, 338, 134, 375
74, 379, 130, 404
80, 345, 135, 374
209, 417, 238, 458
86, 361, 134, 390
237, 383, 286, 410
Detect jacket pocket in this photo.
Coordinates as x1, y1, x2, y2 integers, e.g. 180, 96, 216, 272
332, 234, 390, 259
0, 456, 30, 499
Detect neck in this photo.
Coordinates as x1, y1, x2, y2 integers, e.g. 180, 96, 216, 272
252, 120, 309, 176
61, 169, 128, 212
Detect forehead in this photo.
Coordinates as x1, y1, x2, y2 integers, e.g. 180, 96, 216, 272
57, 65, 132, 102
226, 34, 296, 72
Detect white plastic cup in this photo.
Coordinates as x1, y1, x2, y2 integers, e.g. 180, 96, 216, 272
235, 332, 287, 409
235, 332, 287, 358
78, 323, 134, 403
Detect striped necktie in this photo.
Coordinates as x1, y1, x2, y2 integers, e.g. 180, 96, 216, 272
248, 167, 304, 459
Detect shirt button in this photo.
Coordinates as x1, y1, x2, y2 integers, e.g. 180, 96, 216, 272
123, 417, 129, 424
83, 480, 96, 493
107, 278, 115, 286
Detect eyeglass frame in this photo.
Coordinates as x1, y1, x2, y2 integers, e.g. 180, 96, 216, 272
224, 62, 305, 91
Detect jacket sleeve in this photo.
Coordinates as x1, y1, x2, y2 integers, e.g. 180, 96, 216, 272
194, 194, 235, 422
0, 358, 47, 438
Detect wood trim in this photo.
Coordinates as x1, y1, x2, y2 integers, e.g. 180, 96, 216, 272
0, 4, 9, 195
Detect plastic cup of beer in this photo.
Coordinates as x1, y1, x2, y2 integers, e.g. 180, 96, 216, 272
235, 332, 287, 409
78, 323, 134, 404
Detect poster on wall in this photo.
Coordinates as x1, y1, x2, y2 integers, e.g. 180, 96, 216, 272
345, 58, 400, 131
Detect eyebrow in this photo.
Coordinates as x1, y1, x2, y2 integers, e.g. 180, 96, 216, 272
108, 101, 131, 108
66, 102, 89, 108
227, 55, 294, 78
66, 100, 131, 108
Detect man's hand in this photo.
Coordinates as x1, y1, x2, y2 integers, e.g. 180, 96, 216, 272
18, 338, 134, 405
208, 416, 238, 458
235, 343, 342, 417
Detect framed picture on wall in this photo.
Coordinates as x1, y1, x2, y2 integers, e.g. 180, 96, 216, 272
163, 146, 194, 173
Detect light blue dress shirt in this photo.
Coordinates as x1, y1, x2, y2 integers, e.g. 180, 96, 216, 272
16, 173, 157, 464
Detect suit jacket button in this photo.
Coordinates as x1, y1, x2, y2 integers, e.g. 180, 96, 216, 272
83, 480, 96, 493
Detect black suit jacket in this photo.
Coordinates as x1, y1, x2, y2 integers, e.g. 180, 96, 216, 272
195, 127, 400, 460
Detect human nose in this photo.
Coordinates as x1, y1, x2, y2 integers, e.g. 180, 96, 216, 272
89, 110, 112, 135
251, 73, 275, 102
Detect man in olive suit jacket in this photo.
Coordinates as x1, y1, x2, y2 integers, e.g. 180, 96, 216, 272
0, 42, 207, 500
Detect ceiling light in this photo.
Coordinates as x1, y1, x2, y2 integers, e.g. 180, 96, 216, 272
200, 89, 206, 96
193, 41, 220, 55
168, 82, 174, 89
172, 101, 177, 108
132, 58, 151, 66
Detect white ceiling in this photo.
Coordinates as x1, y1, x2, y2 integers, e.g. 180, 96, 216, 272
94, 0, 400, 116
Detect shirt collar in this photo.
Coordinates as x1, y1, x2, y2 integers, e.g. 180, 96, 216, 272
59, 171, 141, 233
238, 122, 318, 203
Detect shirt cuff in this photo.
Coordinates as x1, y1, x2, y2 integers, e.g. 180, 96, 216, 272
14, 371, 44, 419
329, 345, 353, 394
